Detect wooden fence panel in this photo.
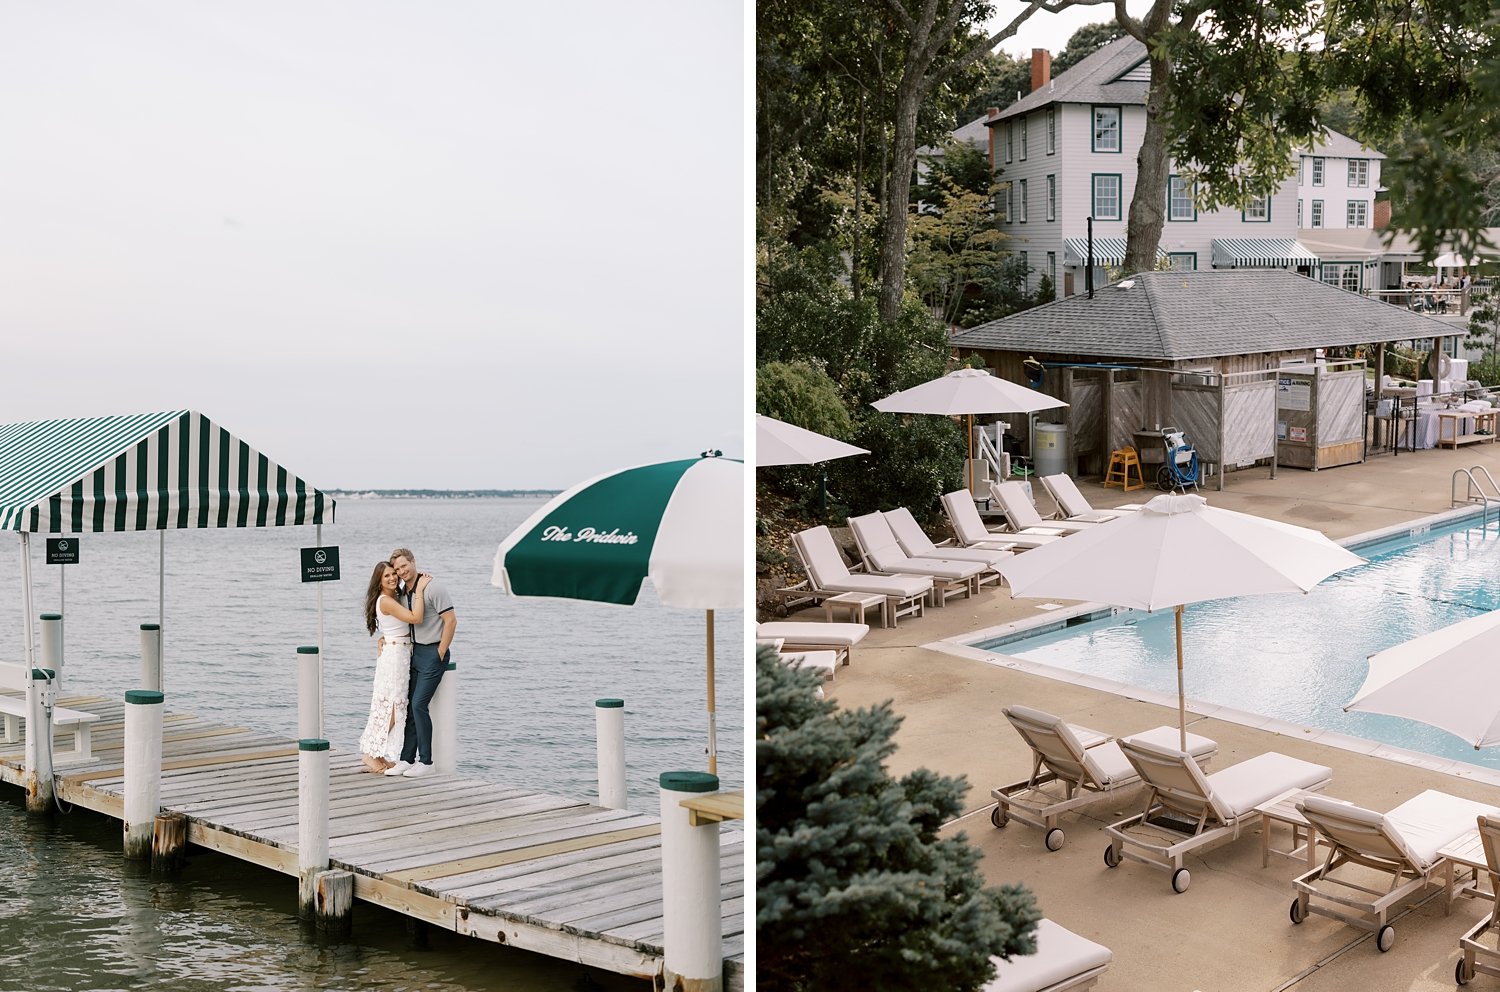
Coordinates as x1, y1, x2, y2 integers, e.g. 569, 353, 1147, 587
1223, 380, 1278, 465
1317, 370, 1365, 444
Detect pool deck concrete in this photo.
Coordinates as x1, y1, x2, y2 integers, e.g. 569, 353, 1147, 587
802, 445, 1500, 991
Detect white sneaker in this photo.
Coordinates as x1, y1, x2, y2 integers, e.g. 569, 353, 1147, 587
383, 761, 413, 777
402, 763, 433, 778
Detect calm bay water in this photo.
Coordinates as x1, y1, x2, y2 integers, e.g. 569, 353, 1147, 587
0, 496, 744, 990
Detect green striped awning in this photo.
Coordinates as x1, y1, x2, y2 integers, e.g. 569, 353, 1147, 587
0, 410, 335, 533
1062, 238, 1167, 267
1211, 238, 1322, 268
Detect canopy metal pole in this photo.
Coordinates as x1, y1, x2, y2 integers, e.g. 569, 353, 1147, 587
159, 529, 165, 691
316, 523, 325, 737
1176, 604, 1186, 751
705, 609, 716, 775
20, 534, 36, 673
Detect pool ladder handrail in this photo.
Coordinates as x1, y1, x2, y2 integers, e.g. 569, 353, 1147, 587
1452, 465, 1500, 528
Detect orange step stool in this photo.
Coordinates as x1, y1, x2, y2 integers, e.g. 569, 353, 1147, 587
1103, 447, 1145, 491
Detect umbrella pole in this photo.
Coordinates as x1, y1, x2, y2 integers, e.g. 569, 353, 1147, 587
967, 413, 974, 494
705, 609, 717, 775
1176, 605, 1186, 750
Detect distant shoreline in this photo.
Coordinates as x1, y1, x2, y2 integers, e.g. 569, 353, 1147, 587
327, 489, 561, 499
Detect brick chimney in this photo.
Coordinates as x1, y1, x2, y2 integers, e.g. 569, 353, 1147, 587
1030, 49, 1052, 93
1373, 198, 1391, 230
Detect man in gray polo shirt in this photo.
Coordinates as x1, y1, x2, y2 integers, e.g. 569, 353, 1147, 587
384, 547, 458, 778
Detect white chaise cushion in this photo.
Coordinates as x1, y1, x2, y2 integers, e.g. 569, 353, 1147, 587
983, 919, 1112, 992
1088, 727, 1215, 787
1206, 752, 1332, 819
1385, 789, 1500, 869
755, 622, 869, 647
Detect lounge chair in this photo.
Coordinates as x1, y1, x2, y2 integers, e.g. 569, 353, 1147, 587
754, 621, 868, 668
883, 506, 1015, 570
1457, 813, 1500, 984
941, 490, 1065, 550
759, 640, 840, 681
1103, 738, 1332, 893
989, 481, 1098, 534
980, 918, 1112, 992
1292, 790, 1500, 953
847, 512, 993, 603
791, 525, 932, 627
1037, 474, 1137, 523
991, 705, 1217, 851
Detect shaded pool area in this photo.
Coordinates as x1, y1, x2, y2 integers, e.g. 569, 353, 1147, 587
976, 510, 1500, 770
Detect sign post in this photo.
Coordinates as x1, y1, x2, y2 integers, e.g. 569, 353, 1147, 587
46, 537, 79, 619
300, 543, 340, 737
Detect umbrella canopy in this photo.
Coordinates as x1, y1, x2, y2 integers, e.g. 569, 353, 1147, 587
756, 415, 868, 467
872, 367, 1067, 417
1430, 251, 1483, 270
998, 493, 1364, 746
1345, 609, 1500, 749
492, 452, 742, 773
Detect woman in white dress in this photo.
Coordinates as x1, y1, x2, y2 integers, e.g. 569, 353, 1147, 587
359, 561, 430, 773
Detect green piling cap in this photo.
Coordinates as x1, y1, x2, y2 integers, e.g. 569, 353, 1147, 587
445, 662, 456, 671
39, 613, 61, 621
298, 739, 330, 751
296, 646, 320, 655
125, 690, 164, 704
140, 623, 160, 631
596, 698, 624, 708
659, 771, 719, 793
30, 668, 54, 681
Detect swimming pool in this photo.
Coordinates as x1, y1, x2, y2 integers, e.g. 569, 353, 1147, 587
975, 509, 1500, 771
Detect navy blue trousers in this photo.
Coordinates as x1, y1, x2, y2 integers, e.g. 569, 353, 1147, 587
399, 642, 449, 765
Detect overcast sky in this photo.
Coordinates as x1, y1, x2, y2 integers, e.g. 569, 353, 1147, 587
988, 1, 1150, 60
0, 3, 745, 489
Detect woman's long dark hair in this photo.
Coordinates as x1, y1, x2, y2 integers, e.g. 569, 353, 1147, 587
364, 561, 391, 635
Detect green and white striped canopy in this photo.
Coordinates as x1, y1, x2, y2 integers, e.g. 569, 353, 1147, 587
0, 410, 335, 533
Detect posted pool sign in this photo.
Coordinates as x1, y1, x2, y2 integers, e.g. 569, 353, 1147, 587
300, 546, 341, 583
46, 538, 79, 565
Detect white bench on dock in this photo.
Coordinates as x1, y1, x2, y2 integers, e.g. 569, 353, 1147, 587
0, 662, 99, 761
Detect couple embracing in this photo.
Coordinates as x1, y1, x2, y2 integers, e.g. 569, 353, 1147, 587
359, 548, 458, 777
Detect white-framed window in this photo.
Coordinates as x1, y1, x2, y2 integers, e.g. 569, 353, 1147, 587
1311, 199, 1324, 228
1092, 105, 1121, 152
1167, 252, 1197, 271
1300, 157, 1306, 185
1018, 179, 1028, 222
1298, 199, 1303, 227
1046, 251, 1056, 286
1347, 200, 1368, 227
1005, 121, 1013, 163
1348, 159, 1369, 187
1092, 174, 1122, 220
1321, 262, 1360, 292
1046, 107, 1055, 154
1312, 157, 1324, 186
1243, 194, 1270, 222
1168, 175, 1196, 221
1019, 117, 1028, 160
1046, 175, 1056, 221
1019, 251, 1029, 288
1004, 184, 1013, 222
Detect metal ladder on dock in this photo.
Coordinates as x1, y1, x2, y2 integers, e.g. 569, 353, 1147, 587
1451, 466, 1500, 528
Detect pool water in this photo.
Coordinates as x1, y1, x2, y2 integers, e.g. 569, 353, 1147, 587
979, 514, 1500, 769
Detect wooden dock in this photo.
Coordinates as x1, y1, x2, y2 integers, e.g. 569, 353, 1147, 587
0, 688, 744, 989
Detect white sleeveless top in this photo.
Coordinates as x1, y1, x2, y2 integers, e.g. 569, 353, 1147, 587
376, 596, 413, 640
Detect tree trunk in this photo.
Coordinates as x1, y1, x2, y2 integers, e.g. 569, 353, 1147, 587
878, 73, 924, 325
1124, 50, 1172, 275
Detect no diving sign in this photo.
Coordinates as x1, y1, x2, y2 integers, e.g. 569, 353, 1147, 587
46, 538, 79, 565
300, 546, 341, 583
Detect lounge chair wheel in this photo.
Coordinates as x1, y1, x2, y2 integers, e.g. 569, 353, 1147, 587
1376, 924, 1395, 953
1171, 867, 1191, 893
1103, 844, 1120, 869
1289, 898, 1306, 925
991, 805, 1008, 828
1045, 828, 1065, 852
1458, 957, 1473, 985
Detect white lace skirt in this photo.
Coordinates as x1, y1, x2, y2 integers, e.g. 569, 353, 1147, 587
358, 639, 411, 759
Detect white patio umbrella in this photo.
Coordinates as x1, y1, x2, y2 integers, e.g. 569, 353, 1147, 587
1345, 609, 1500, 749
872, 368, 1067, 491
997, 493, 1364, 749
1430, 251, 1483, 271
755, 414, 868, 467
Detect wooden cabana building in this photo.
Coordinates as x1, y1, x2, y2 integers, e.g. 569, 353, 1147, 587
949, 270, 1466, 488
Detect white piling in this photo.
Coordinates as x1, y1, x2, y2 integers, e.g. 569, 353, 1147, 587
297, 738, 330, 920
24, 668, 56, 813
431, 660, 457, 776
123, 689, 165, 857
139, 624, 162, 692
595, 699, 626, 810
296, 646, 321, 740
39, 613, 63, 692
659, 771, 722, 992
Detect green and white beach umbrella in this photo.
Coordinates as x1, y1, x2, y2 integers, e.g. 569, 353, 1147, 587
493, 452, 743, 772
